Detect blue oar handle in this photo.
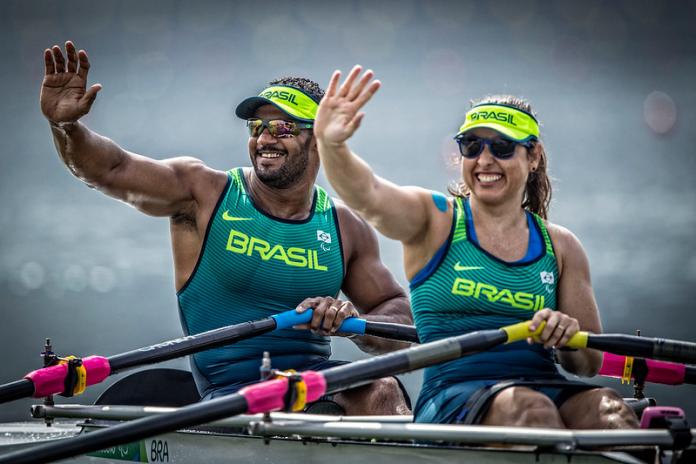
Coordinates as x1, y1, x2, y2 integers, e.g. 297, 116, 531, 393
271, 309, 367, 335
338, 317, 367, 335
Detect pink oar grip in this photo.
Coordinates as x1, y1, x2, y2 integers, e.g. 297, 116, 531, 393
25, 356, 111, 397
599, 353, 685, 385
240, 371, 327, 414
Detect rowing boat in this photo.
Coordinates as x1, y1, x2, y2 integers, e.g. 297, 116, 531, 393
3, 402, 695, 463
2, 366, 695, 463
1, 320, 695, 463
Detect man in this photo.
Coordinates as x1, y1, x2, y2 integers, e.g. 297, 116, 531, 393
41, 41, 412, 415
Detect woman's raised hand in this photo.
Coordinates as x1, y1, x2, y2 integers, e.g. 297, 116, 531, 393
314, 65, 380, 147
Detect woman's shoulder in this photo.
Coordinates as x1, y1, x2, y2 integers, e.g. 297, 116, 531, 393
544, 221, 583, 250
542, 220, 589, 274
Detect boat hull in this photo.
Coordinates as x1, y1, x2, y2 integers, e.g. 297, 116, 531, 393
0, 419, 657, 464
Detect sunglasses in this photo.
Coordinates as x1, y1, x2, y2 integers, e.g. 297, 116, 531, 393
246, 119, 313, 138
455, 135, 534, 160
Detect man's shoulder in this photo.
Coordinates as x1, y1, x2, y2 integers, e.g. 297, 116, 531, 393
331, 197, 365, 228
166, 156, 226, 177
331, 197, 379, 256
167, 158, 231, 204
185, 159, 230, 180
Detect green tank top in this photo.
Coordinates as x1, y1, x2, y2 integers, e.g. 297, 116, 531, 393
177, 168, 344, 391
411, 197, 561, 414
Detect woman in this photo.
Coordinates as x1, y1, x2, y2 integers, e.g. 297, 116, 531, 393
313, 66, 638, 428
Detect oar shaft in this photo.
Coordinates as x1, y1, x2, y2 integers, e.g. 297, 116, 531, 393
579, 334, 696, 365
363, 321, 420, 343
323, 329, 508, 392
0, 311, 417, 405
108, 319, 277, 372
109, 318, 418, 373
0, 379, 34, 403
685, 366, 696, 385
0, 394, 249, 464
653, 337, 696, 364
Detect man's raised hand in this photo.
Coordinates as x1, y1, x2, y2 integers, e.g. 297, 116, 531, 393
314, 65, 380, 147
41, 41, 102, 124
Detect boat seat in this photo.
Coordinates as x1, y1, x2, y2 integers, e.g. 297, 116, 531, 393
95, 368, 200, 407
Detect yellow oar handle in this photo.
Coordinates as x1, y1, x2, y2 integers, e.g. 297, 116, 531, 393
566, 332, 589, 349
502, 320, 590, 348
502, 320, 544, 343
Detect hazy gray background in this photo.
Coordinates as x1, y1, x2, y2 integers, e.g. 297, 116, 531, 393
1, 0, 695, 423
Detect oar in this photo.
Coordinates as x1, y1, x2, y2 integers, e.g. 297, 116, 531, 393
0, 309, 418, 405
565, 332, 696, 365
0, 320, 540, 464
599, 353, 696, 386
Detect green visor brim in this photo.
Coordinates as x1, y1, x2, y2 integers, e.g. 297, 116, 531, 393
235, 85, 319, 123
234, 96, 312, 123
455, 122, 537, 143
455, 104, 540, 142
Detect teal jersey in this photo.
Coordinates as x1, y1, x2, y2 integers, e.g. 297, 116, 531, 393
411, 197, 560, 414
177, 168, 344, 391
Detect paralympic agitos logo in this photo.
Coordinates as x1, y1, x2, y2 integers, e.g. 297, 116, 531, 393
470, 111, 518, 126
262, 90, 299, 106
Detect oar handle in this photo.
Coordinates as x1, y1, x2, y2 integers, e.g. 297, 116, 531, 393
515, 324, 696, 362
271, 309, 366, 334
500, 320, 587, 347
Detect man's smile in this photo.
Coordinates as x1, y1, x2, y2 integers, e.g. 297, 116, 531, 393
257, 151, 285, 159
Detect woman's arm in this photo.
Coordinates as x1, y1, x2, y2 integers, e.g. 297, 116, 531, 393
530, 224, 603, 377
314, 66, 435, 245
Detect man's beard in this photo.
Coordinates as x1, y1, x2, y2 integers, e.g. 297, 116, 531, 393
253, 137, 311, 189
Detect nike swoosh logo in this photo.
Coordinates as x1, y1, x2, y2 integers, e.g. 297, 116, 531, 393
222, 211, 253, 221
453, 263, 484, 271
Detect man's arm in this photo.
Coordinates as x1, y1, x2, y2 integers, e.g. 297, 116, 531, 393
295, 204, 412, 354
42, 42, 217, 217
336, 205, 413, 354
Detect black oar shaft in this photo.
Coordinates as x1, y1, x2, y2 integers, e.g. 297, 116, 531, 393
685, 366, 696, 385
589, 335, 654, 358
0, 394, 249, 464
108, 319, 277, 373
363, 321, 420, 343
653, 338, 696, 364
0, 317, 417, 405
109, 319, 419, 373
0, 379, 34, 403
323, 330, 507, 392
0, 319, 279, 405
586, 335, 696, 365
